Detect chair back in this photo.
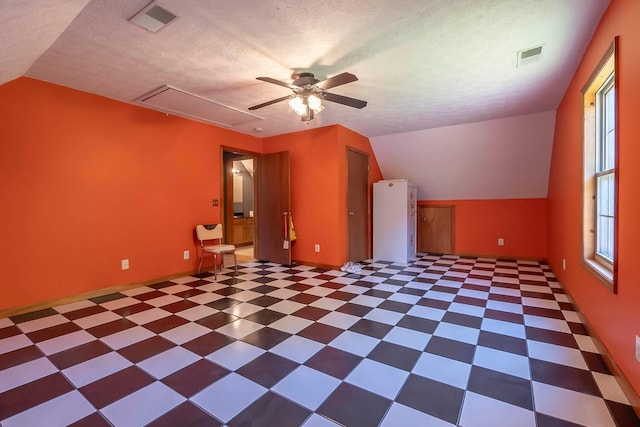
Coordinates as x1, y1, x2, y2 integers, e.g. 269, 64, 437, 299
195, 224, 224, 242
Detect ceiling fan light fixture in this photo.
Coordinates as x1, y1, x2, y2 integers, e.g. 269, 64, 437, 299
307, 94, 322, 110
288, 96, 304, 115
288, 94, 323, 118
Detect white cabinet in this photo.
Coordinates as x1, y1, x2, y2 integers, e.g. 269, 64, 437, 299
373, 180, 417, 263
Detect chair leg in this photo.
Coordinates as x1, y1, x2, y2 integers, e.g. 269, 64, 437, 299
213, 253, 218, 281
198, 251, 204, 275
233, 253, 238, 277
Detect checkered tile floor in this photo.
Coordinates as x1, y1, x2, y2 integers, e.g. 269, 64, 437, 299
1, 254, 638, 426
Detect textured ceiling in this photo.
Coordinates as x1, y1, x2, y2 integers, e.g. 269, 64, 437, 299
2, 0, 608, 138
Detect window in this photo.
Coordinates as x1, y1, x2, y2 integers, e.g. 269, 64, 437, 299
582, 39, 618, 292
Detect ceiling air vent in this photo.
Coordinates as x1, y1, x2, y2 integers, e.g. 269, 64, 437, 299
517, 45, 544, 68
137, 85, 263, 128
129, 2, 178, 33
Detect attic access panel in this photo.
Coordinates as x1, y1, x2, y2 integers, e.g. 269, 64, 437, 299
137, 85, 263, 128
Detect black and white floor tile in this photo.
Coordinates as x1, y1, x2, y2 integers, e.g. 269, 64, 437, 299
1, 254, 638, 426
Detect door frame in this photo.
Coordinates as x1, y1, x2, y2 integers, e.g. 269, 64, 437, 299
346, 146, 371, 261
220, 146, 259, 252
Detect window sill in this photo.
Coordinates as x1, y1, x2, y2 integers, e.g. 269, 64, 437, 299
582, 258, 615, 292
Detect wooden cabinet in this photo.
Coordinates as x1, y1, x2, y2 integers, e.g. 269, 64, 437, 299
233, 217, 254, 246
246, 218, 254, 242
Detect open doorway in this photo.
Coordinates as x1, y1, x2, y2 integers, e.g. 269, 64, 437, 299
223, 150, 256, 261
222, 148, 292, 265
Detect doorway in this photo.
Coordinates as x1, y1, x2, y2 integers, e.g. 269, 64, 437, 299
347, 147, 370, 262
223, 151, 256, 259
222, 148, 292, 265
418, 205, 455, 254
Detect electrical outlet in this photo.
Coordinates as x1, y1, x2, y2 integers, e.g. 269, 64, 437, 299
314, 244, 320, 253
636, 336, 640, 362
183, 250, 190, 260
498, 238, 504, 246
212, 199, 219, 206
562, 258, 566, 271
121, 259, 129, 270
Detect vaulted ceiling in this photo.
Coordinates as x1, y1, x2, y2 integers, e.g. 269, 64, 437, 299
2, 0, 608, 139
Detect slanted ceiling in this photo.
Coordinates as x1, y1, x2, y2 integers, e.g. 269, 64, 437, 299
370, 111, 556, 200
0, 0, 91, 84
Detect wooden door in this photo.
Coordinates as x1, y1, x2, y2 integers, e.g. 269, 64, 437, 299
347, 148, 369, 262
256, 151, 291, 265
418, 206, 454, 254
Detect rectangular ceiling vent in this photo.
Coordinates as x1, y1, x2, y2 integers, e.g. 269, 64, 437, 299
517, 45, 544, 68
137, 85, 263, 128
129, 2, 178, 33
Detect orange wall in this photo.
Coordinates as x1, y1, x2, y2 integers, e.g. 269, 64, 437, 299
0, 77, 262, 310
547, 0, 640, 394
264, 125, 382, 267
418, 199, 547, 259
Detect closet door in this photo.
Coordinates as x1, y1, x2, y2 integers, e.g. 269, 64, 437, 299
347, 148, 369, 262
418, 206, 454, 254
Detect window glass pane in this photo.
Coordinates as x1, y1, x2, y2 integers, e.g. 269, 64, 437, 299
597, 175, 605, 214
597, 216, 613, 261
597, 174, 612, 216
606, 130, 615, 170
604, 86, 615, 170
596, 76, 615, 172
605, 87, 615, 130
596, 172, 615, 261
599, 216, 607, 255
606, 172, 614, 216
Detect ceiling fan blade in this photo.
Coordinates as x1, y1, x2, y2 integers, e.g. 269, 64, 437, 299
248, 95, 291, 110
256, 77, 297, 90
323, 92, 367, 109
316, 72, 358, 90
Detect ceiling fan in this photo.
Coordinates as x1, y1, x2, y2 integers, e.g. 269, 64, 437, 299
248, 72, 367, 122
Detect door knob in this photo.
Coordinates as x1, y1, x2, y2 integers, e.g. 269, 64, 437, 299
349, 212, 355, 215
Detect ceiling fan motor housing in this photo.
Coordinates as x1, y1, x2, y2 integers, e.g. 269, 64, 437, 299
293, 72, 320, 87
